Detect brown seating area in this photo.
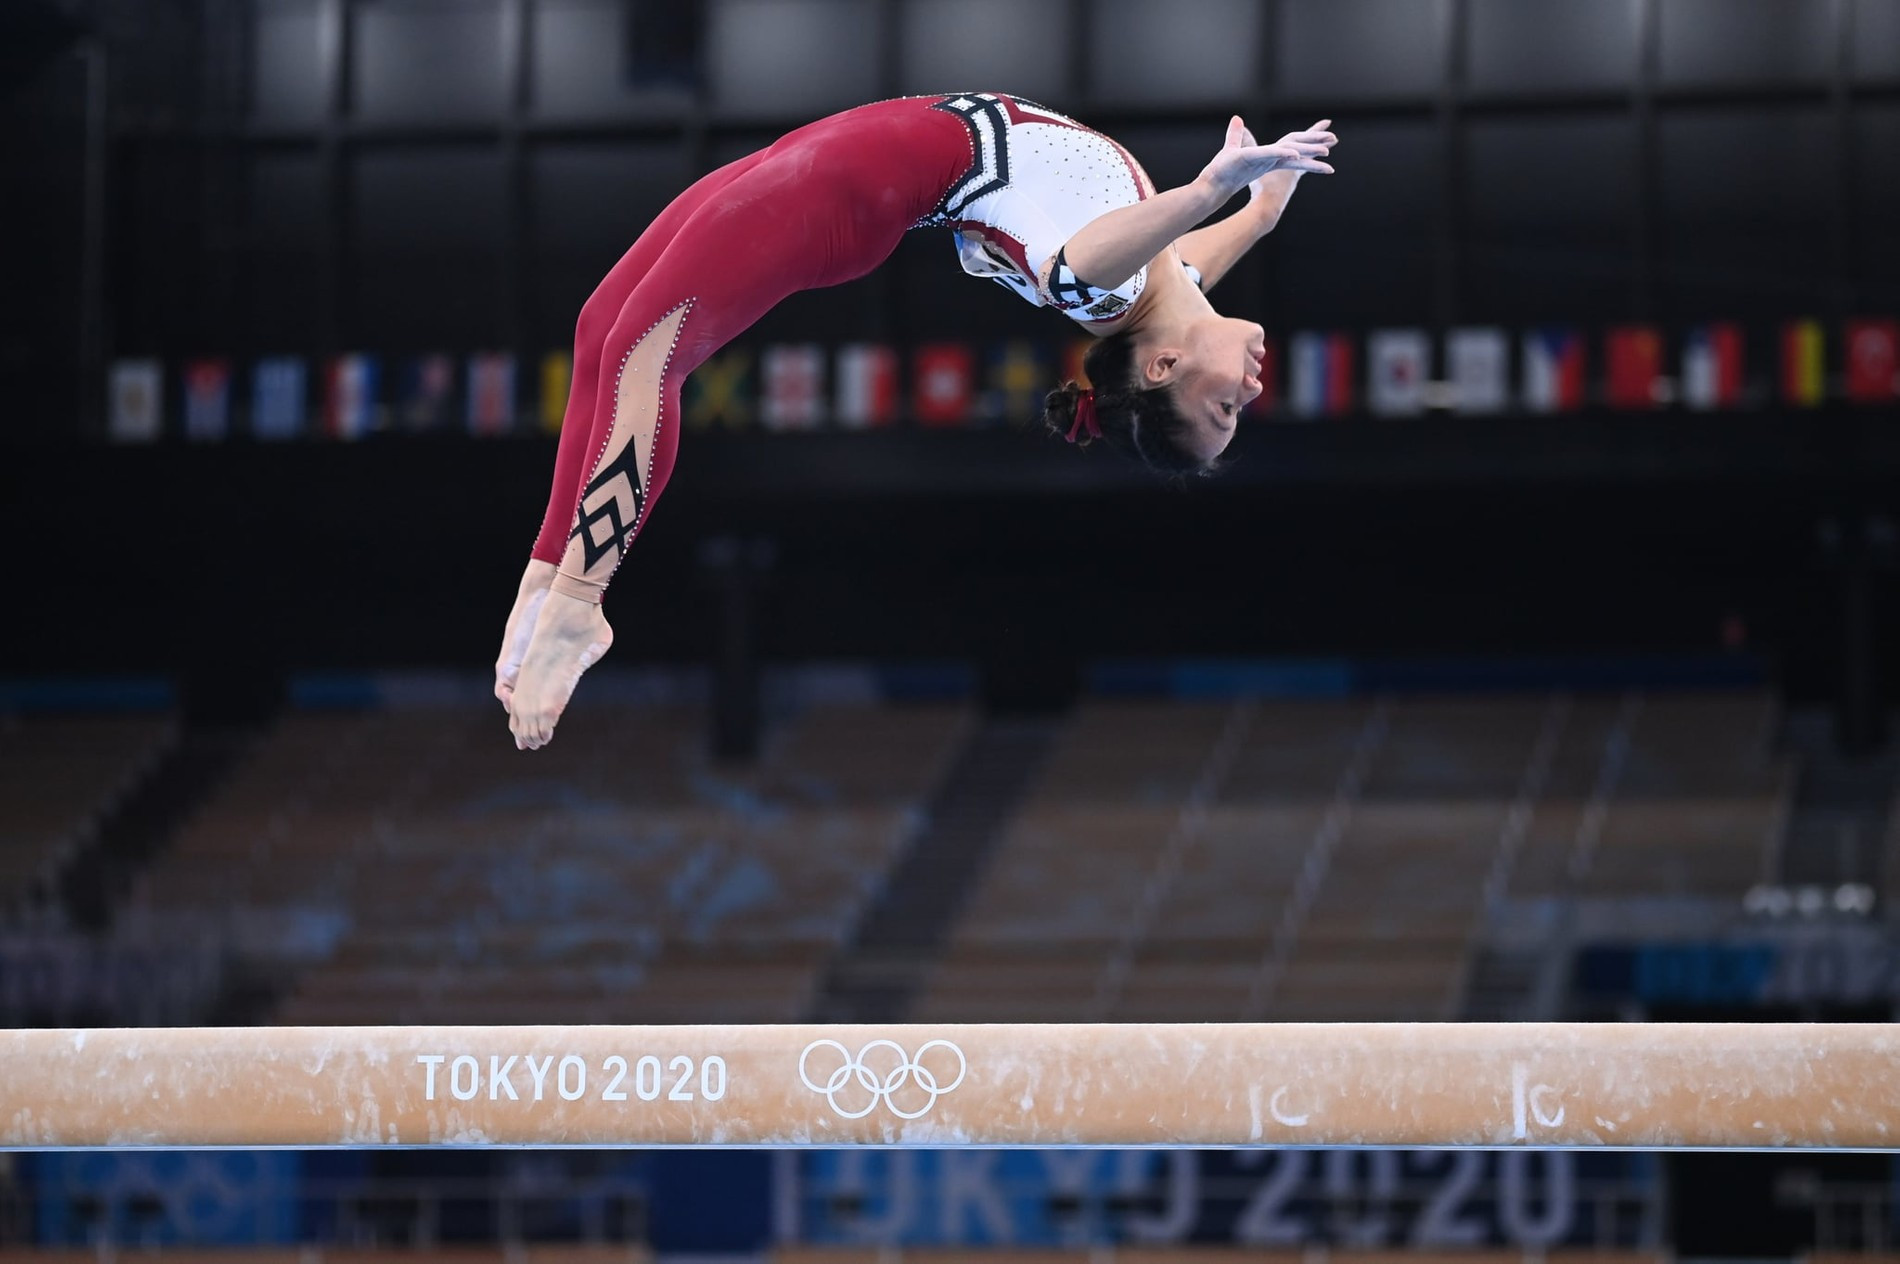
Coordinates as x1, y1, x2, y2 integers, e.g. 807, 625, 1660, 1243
1109, 697, 1384, 1022
915, 699, 1385, 1021
1886, 785, 1900, 910
913, 701, 1239, 1021
128, 698, 968, 1024
1512, 691, 1791, 899
0, 713, 175, 917
0, 1246, 649, 1254
918, 691, 1791, 1023
109, 685, 1793, 1027
0, 1246, 1664, 1254
773, 1252, 1671, 1263
1268, 697, 1556, 1021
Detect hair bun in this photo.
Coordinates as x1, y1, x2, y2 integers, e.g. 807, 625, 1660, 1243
1041, 379, 1086, 443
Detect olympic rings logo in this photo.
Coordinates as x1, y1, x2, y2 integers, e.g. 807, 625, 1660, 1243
797, 1039, 968, 1120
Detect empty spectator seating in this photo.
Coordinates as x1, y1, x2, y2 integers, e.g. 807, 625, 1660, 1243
914, 701, 1238, 1021
1511, 691, 1790, 899
773, 1252, 1670, 1263
0, 712, 174, 918
917, 690, 1791, 1023
0, 1246, 649, 1254
129, 697, 968, 1024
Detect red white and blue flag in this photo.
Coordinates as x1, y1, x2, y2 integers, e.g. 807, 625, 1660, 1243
324, 354, 379, 440
1521, 328, 1586, 413
1289, 332, 1354, 418
1681, 323, 1745, 410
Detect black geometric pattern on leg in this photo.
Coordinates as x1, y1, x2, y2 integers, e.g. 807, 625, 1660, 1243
567, 441, 647, 575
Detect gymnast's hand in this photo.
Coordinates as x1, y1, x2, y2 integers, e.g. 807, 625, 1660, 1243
495, 558, 556, 711
1196, 115, 1335, 203
1239, 118, 1333, 229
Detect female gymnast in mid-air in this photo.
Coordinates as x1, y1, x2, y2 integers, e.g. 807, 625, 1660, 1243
496, 93, 1337, 749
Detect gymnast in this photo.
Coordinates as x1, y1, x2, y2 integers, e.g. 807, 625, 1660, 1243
496, 92, 1337, 749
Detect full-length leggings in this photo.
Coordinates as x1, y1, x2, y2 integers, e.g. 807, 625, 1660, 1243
530, 96, 974, 602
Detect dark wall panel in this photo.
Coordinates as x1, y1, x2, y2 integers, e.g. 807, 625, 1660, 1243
1088, 0, 1262, 106
249, 150, 325, 250
1277, 0, 1444, 100
350, 262, 502, 349
251, 0, 325, 124
1856, 0, 1900, 81
244, 152, 325, 348
352, 148, 505, 254
116, 141, 214, 354
1658, 107, 1836, 318
1659, 0, 1833, 86
3, 51, 88, 419
349, 148, 506, 347
1468, 117, 1635, 232
531, 0, 693, 119
352, 0, 504, 123
1465, 116, 1636, 322
241, 266, 323, 351
1854, 104, 1900, 303
109, 1, 204, 113
900, 0, 1068, 102
1661, 106, 1836, 222
1467, 0, 1637, 94
707, 0, 879, 117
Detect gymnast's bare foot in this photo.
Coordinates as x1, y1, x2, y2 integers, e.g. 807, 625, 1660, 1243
495, 559, 556, 711
508, 590, 613, 750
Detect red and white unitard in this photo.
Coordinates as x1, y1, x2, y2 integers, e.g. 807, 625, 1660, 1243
531, 92, 1156, 601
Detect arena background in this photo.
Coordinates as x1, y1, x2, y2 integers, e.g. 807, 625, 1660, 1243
2, 0, 1900, 1258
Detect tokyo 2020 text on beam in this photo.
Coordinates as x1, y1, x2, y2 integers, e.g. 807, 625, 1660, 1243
2, 1023, 1896, 1150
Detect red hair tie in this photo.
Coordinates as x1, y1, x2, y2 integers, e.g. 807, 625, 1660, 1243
1065, 389, 1101, 444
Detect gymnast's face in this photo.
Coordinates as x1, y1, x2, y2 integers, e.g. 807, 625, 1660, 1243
1138, 315, 1268, 461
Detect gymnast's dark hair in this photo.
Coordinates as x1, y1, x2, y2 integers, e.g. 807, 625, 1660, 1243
1041, 332, 1223, 479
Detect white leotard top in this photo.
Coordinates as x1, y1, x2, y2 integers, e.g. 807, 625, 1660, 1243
921, 93, 1170, 326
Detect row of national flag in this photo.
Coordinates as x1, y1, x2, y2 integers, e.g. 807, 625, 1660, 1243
107, 353, 532, 444
105, 319, 1899, 442
101, 344, 1059, 443
1315, 319, 1899, 417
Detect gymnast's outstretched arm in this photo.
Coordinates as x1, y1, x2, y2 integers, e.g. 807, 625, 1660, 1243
1056, 117, 1334, 293
1174, 117, 1333, 294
